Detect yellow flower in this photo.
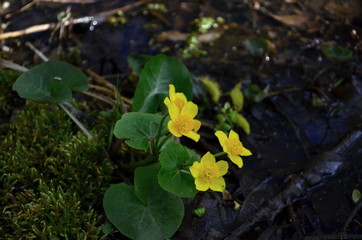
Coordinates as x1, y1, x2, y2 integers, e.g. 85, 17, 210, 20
164, 84, 187, 112
215, 130, 252, 168
189, 152, 228, 192
167, 101, 201, 142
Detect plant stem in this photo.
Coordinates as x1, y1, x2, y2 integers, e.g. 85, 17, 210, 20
155, 114, 169, 147
120, 156, 154, 170
154, 133, 172, 156
213, 152, 226, 158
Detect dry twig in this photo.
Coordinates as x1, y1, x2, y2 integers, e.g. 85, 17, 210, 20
1, 0, 149, 40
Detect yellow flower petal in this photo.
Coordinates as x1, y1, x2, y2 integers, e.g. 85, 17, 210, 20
181, 101, 198, 118
193, 119, 201, 132
242, 147, 252, 156
209, 177, 226, 192
183, 131, 200, 142
164, 97, 171, 107
216, 160, 228, 176
229, 129, 240, 140
201, 152, 216, 165
168, 121, 182, 137
169, 84, 176, 100
174, 92, 187, 102
168, 102, 180, 120
215, 131, 227, 146
189, 161, 201, 178
195, 178, 210, 191
228, 154, 243, 168
191, 152, 229, 192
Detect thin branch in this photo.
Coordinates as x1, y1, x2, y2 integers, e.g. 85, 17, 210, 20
25, 42, 49, 61
59, 103, 93, 140
0, 59, 28, 72
5, 0, 106, 19
0, 23, 57, 40
80, 91, 116, 106
1, 0, 149, 40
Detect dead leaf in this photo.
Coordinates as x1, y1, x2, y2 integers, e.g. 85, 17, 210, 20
269, 14, 309, 28
153, 31, 188, 42
324, 0, 361, 23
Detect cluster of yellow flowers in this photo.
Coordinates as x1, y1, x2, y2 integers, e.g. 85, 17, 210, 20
164, 84, 252, 192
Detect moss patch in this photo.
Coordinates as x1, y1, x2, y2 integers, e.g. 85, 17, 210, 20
0, 70, 24, 123
0, 101, 115, 239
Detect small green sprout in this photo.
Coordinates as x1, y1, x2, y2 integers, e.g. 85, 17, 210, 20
193, 208, 206, 217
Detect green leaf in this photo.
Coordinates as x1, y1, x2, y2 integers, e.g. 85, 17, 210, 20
234, 113, 251, 135
12, 60, 88, 103
113, 113, 168, 151
352, 189, 361, 204
127, 54, 152, 75
125, 138, 150, 151
192, 208, 205, 217
132, 54, 192, 113
49, 79, 72, 102
158, 142, 198, 197
103, 164, 184, 240
244, 84, 269, 102
321, 44, 352, 62
230, 82, 244, 112
101, 222, 113, 235
199, 76, 221, 103
243, 38, 269, 57
244, 84, 261, 100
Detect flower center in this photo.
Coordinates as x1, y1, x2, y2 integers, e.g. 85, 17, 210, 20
225, 139, 243, 155
173, 115, 194, 133
200, 164, 219, 182
174, 98, 185, 112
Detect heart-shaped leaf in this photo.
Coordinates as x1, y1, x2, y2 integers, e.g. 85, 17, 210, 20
158, 142, 199, 197
12, 60, 88, 103
103, 164, 184, 240
132, 54, 192, 113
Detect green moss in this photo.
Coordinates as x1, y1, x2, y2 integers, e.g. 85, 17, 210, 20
0, 70, 23, 120
0, 101, 115, 239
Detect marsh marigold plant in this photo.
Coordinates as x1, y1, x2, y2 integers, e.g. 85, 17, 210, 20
215, 129, 252, 168
189, 152, 228, 192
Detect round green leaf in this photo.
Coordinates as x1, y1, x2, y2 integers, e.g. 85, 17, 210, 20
158, 142, 199, 197
12, 60, 88, 103
132, 54, 192, 113
125, 138, 150, 151
49, 79, 72, 102
113, 113, 169, 151
103, 164, 184, 240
